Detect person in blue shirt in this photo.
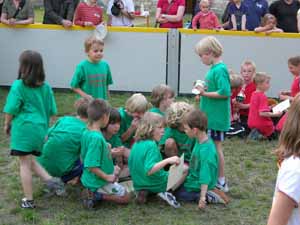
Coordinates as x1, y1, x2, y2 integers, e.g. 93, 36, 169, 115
244, 0, 269, 31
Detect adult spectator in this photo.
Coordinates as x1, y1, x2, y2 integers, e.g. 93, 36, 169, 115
107, 0, 134, 27
269, 0, 300, 33
74, 0, 103, 26
228, 0, 247, 31
43, 0, 75, 28
155, 0, 185, 28
0, 0, 34, 25
244, 0, 268, 31
222, 0, 233, 29
0, 0, 3, 18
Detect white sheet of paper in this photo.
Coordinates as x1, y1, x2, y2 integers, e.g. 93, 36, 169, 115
167, 154, 184, 191
272, 99, 290, 113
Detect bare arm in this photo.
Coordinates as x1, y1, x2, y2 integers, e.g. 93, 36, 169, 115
198, 184, 208, 209
0, 13, 10, 25
163, 6, 185, 22
241, 14, 246, 31
72, 88, 93, 100
231, 14, 237, 30
148, 156, 179, 175
267, 191, 296, 225
260, 111, 282, 118
14, 17, 34, 25
120, 9, 135, 20
90, 167, 116, 183
4, 114, 13, 136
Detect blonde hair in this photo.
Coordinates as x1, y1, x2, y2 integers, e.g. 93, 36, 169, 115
84, 35, 104, 52
262, 13, 277, 26
275, 93, 300, 160
150, 84, 174, 107
241, 60, 256, 72
166, 102, 193, 128
230, 73, 244, 89
200, 0, 210, 6
125, 93, 149, 114
195, 36, 223, 57
135, 112, 164, 141
253, 72, 270, 85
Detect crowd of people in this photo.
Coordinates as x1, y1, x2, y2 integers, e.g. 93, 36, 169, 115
3, 33, 300, 225
0, 0, 300, 33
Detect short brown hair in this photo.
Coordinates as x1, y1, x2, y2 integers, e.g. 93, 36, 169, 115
84, 35, 104, 52
253, 72, 270, 85
288, 56, 300, 67
74, 98, 90, 118
184, 109, 207, 131
150, 84, 174, 107
87, 99, 110, 123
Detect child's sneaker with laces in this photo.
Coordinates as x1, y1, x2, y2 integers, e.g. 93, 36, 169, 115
206, 189, 230, 205
216, 180, 229, 193
46, 177, 66, 196
21, 198, 35, 209
157, 192, 181, 208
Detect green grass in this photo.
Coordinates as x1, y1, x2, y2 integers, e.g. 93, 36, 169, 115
0, 87, 278, 225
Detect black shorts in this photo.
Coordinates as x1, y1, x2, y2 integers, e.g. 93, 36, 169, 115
10, 149, 41, 157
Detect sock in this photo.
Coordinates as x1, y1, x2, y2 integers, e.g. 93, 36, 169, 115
94, 192, 103, 201
218, 177, 225, 185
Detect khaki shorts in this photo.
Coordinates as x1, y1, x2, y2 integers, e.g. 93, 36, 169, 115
97, 182, 126, 196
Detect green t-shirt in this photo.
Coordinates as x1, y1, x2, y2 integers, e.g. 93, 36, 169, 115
128, 140, 168, 193
3, 80, 57, 152
106, 134, 123, 148
37, 116, 86, 177
159, 127, 195, 162
70, 59, 113, 100
118, 107, 134, 148
148, 107, 164, 116
80, 130, 114, 192
200, 62, 231, 131
184, 138, 218, 192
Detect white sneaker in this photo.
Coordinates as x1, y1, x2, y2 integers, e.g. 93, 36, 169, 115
216, 181, 229, 193
206, 189, 229, 204
157, 192, 181, 208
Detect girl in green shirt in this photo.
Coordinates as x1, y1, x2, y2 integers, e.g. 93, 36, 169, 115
3, 50, 64, 209
129, 112, 186, 208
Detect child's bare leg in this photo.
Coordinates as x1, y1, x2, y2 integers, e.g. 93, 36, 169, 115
19, 155, 33, 200
32, 158, 52, 181
164, 138, 178, 157
215, 140, 225, 180
102, 193, 130, 204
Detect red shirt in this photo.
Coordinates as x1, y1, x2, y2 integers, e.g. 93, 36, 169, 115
290, 76, 300, 97
240, 82, 256, 116
192, 11, 221, 29
74, 2, 103, 26
248, 91, 274, 137
157, 0, 185, 28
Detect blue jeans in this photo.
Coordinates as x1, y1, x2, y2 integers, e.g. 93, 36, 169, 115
175, 186, 199, 202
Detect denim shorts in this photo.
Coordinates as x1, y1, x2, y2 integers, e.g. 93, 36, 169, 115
175, 186, 199, 202
61, 159, 83, 183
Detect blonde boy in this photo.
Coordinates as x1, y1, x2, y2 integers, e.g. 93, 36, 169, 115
118, 93, 149, 148
195, 36, 231, 192
71, 35, 113, 100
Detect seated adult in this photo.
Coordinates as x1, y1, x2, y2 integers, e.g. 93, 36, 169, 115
43, 0, 75, 28
106, 0, 135, 27
74, 0, 103, 26
0, 0, 34, 25
155, 0, 185, 28
269, 0, 300, 33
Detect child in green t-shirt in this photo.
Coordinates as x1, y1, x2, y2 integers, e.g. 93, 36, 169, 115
118, 93, 149, 148
80, 99, 130, 209
128, 112, 187, 208
3, 50, 64, 209
194, 36, 231, 192
159, 102, 195, 162
38, 98, 90, 185
175, 108, 230, 209
149, 84, 175, 116
70, 35, 113, 100
101, 108, 130, 179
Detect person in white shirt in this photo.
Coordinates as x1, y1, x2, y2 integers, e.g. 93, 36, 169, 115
267, 93, 300, 225
107, 0, 135, 26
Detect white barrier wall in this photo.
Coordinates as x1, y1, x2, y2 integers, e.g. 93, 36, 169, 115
1, 25, 300, 96
179, 29, 300, 97
0, 25, 168, 92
